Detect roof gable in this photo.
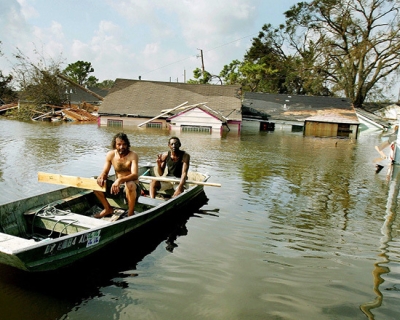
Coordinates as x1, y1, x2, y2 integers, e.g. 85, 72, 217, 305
168, 105, 225, 122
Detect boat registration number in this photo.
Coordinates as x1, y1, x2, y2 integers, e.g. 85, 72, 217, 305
44, 230, 101, 254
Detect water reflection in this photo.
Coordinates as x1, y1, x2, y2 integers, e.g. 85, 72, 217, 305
2, 118, 400, 319
360, 164, 400, 319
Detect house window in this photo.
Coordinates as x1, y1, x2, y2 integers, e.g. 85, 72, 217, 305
337, 124, 352, 137
107, 119, 123, 127
260, 122, 275, 131
181, 125, 212, 133
146, 122, 162, 128
292, 125, 303, 132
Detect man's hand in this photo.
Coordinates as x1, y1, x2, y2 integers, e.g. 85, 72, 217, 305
97, 175, 107, 187
111, 179, 121, 195
156, 154, 163, 167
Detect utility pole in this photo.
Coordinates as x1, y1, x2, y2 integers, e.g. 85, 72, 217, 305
197, 49, 205, 74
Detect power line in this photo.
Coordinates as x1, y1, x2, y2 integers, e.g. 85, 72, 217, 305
204, 33, 258, 53
140, 32, 257, 76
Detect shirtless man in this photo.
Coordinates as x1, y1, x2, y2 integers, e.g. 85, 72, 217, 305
94, 132, 139, 218
149, 137, 190, 198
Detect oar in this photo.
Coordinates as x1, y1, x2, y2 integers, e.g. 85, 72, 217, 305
38, 172, 106, 191
139, 176, 221, 187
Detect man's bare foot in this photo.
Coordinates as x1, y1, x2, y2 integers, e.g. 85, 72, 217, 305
94, 208, 114, 218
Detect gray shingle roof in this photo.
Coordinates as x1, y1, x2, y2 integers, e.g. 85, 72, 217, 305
243, 92, 358, 124
99, 79, 242, 121
68, 87, 109, 104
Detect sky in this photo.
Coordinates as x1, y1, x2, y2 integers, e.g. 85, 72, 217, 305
0, 0, 300, 84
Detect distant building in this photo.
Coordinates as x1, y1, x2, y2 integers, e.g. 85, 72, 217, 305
355, 102, 398, 131
242, 92, 360, 139
67, 86, 108, 106
98, 79, 242, 134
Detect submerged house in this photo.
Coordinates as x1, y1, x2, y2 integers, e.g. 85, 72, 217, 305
242, 92, 360, 139
355, 102, 397, 131
98, 79, 242, 134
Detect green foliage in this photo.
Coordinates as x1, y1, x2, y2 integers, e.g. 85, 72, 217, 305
63, 61, 97, 86
188, 68, 222, 85
0, 41, 18, 103
0, 71, 17, 103
283, 0, 400, 106
221, 23, 331, 95
218, 0, 400, 106
95, 79, 115, 89
12, 48, 67, 108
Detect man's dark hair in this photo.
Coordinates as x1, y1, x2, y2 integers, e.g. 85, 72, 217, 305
112, 132, 131, 149
169, 136, 181, 145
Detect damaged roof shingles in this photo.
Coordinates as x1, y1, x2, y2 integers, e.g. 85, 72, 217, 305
99, 79, 242, 121
243, 92, 359, 124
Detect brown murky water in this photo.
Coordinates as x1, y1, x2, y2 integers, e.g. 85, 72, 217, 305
0, 118, 399, 319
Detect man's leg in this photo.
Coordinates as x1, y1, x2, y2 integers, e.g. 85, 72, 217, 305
149, 180, 160, 198
125, 181, 138, 216
93, 190, 114, 218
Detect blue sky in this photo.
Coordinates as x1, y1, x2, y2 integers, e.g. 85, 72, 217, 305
0, 0, 300, 83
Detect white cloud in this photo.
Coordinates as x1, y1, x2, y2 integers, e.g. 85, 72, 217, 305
143, 43, 160, 55
17, 0, 38, 20
0, 0, 296, 83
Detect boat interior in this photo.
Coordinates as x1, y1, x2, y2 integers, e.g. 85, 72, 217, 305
0, 168, 206, 245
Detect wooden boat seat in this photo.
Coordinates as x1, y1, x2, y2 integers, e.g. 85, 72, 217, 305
32, 209, 110, 235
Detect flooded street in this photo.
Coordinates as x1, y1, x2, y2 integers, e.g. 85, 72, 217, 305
0, 118, 399, 319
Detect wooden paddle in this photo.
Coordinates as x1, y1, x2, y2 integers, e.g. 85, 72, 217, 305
38, 172, 106, 191
139, 176, 221, 187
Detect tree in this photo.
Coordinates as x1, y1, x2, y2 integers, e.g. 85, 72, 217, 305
63, 61, 98, 86
0, 71, 18, 103
220, 58, 281, 92
0, 42, 17, 103
284, 0, 400, 107
96, 79, 115, 89
221, 24, 332, 95
187, 67, 222, 84
12, 48, 67, 107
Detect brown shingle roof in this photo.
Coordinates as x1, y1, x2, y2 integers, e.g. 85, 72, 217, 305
99, 79, 242, 121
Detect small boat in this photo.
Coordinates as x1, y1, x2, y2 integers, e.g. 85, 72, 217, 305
0, 166, 213, 272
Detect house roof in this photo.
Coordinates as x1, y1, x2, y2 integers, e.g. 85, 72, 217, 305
99, 79, 242, 121
360, 102, 394, 113
168, 105, 227, 122
243, 92, 359, 124
68, 86, 109, 104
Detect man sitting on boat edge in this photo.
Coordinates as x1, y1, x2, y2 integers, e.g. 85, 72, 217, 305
94, 132, 140, 218
149, 136, 190, 199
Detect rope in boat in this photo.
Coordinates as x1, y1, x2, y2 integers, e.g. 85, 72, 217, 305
48, 218, 79, 238
31, 205, 75, 240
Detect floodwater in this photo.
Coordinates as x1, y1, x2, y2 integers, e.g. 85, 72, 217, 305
0, 118, 399, 320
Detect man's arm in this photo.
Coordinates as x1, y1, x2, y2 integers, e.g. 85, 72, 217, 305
174, 153, 190, 197
97, 151, 113, 187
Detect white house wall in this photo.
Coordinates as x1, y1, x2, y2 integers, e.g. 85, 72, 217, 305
169, 108, 222, 130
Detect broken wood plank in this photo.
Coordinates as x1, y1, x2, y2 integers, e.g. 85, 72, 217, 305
137, 101, 189, 127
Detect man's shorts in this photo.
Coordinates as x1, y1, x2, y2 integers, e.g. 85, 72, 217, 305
106, 180, 140, 201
